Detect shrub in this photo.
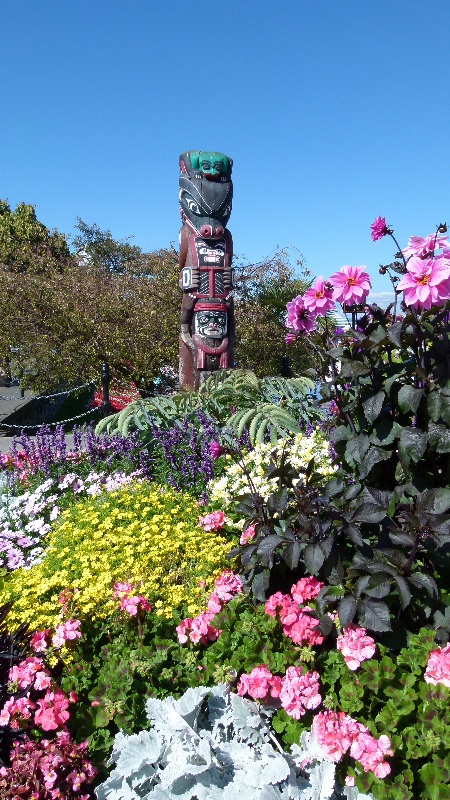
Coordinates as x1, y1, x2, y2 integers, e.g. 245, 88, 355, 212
0, 483, 231, 631
208, 428, 336, 511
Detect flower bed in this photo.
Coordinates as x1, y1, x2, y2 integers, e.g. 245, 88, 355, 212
1, 218, 450, 799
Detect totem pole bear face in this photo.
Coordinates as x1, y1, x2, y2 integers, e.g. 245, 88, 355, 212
188, 152, 229, 180
193, 310, 227, 338
179, 150, 233, 239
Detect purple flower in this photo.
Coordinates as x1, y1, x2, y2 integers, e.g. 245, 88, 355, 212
370, 216, 388, 242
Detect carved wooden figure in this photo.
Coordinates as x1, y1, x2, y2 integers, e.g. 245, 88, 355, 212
178, 151, 235, 388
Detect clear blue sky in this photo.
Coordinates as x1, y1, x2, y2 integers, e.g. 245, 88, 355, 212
1, 0, 449, 300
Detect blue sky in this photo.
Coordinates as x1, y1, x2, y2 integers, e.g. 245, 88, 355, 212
1, 0, 449, 299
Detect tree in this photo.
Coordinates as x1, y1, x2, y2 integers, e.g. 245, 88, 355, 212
233, 249, 316, 377
0, 200, 70, 273
72, 218, 146, 275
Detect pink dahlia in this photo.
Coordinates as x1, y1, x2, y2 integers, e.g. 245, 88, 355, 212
329, 266, 371, 306
370, 216, 388, 242
303, 277, 335, 315
424, 642, 450, 688
285, 295, 317, 334
397, 256, 450, 310
402, 233, 450, 259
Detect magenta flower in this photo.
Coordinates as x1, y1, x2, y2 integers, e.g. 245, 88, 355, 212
303, 277, 335, 315
209, 440, 225, 460
285, 332, 296, 345
120, 594, 151, 616
285, 295, 317, 333
397, 256, 450, 310
329, 265, 371, 306
370, 216, 388, 242
198, 510, 226, 531
239, 524, 256, 545
402, 233, 450, 259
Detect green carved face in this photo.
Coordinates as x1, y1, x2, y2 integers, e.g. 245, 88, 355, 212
189, 151, 228, 179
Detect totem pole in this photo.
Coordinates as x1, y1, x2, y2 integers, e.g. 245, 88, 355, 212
178, 150, 235, 388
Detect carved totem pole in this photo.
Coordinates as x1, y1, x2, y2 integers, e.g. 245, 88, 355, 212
178, 150, 235, 388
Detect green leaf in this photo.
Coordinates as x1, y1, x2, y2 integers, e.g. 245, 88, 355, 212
340, 360, 371, 378
345, 435, 370, 464
399, 427, 428, 462
408, 572, 438, 598
398, 385, 423, 415
363, 391, 385, 424
428, 422, 450, 452
359, 446, 392, 480
338, 595, 357, 627
387, 319, 403, 347
394, 575, 412, 609
357, 598, 392, 632
304, 543, 325, 574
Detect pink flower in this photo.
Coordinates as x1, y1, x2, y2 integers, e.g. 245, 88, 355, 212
214, 570, 243, 601
290, 577, 324, 605
236, 665, 278, 700
284, 608, 324, 647
397, 256, 450, 310
279, 667, 321, 719
240, 525, 256, 545
112, 581, 135, 597
30, 629, 51, 653
424, 642, 450, 687
336, 624, 376, 670
9, 657, 46, 690
198, 511, 226, 531
52, 620, 81, 648
209, 440, 225, 460
285, 333, 297, 345
34, 671, 52, 691
285, 295, 317, 334
402, 233, 450, 259
207, 591, 222, 614
34, 689, 70, 731
313, 711, 362, 762
329, 265, 371, 306
120, 594, 151, 616
264, 592, 324, 646
176, 611, 222, 646
370, 216, 388, 242
350, 730, 392, 777
176, 618, 192, 644
0, 695, 36, 728
303, 277, 335, 315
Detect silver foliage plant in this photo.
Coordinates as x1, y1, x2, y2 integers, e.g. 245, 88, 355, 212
95, 684, 373, 800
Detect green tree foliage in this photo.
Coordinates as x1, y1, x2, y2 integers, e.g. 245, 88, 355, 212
0, 200, 70, 272
233, 249, 315, 377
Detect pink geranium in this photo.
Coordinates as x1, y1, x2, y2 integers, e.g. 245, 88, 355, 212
285, 295, 317, 333
370, 216, 388, 242
236, 665, 280, 700
402, 233, 450, 259
30, 629, 51, 653
52, 620, 81, 649
424, 642, 450, 687
279, 667, 321, 719
329, 265, 371, 306
214, 570, 243, 601
240, 524, 256, 545
9, 657, 46, 690
303, 277, 335, 315
120, 594, 151, 616
313, 710, 392, 777
112, 581, 136, 597
264, 590, 324, 646
176, 610, 221, 645
34, 689, 70, 731
290, 577, 324, 605
0, 695, 36, 729
397, 256, 450, 310
198, 511, 226, 531
336, 624, 376, 670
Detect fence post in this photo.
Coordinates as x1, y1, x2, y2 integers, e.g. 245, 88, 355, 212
100, 362, 112, 415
